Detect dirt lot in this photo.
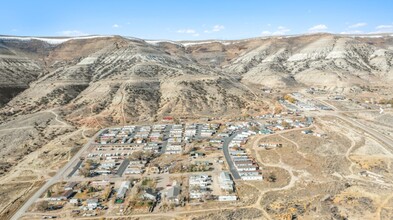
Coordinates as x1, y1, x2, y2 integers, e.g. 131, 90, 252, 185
186, 207, 263, 220
0, 110, 90, 219
0, 181, 43, 220
234, 115, 393, 219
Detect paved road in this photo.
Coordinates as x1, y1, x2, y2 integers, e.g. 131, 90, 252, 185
116, 159, 130, 177
195, 124, 202, 139
331, 113, 393, 149
293, 94, 393, 149
222, 131, 242, 180
67, 159, 83, 178
308, 110, 393, 152
160, 124, 172, 153
11, 129, 106, 220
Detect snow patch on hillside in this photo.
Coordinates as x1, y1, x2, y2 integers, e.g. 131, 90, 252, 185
0, 35, 113, 44
145, 39, 240, 47
145, 40, 183, 46
180, 40, 238, 46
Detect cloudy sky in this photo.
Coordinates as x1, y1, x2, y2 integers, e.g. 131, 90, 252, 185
1, 0, 392, 40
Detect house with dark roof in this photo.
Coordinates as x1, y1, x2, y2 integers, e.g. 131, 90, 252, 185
167, 185, 181, 204
141, 188, 157, 201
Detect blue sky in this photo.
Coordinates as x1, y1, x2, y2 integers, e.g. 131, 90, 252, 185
1, 0, 392, 40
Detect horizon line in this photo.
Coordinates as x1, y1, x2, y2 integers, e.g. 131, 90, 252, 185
1, 32, 393, 42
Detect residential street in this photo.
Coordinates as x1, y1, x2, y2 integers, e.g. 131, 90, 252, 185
222, 131, 242, 180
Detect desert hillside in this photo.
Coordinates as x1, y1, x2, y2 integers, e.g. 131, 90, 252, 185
0, 34, 392, 122
1, 33, 393, 167
1, 33, 392, 168
1, 33, 393, 219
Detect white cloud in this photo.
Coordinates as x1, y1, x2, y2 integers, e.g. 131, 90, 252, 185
308, 24, 328, 32
274, 26, 290, 35
112, 24, 121, 28
176, 29, 199, 37
177, 29, 197, 34
368, 24, 393, 34
57, 30, 88, 36
204, 25, 225, 33
340, 30, 363, 35
212, 25, 224, 32
261, 26, 290, 36
376, 24, 393, 30
349, 22, 367, 28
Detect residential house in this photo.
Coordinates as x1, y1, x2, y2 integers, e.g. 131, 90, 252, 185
189, 189, 208, 199
219, 172, 234, 192
189, 175, 211, 187
165, 144, 183, 154
185, 129, 196, 137
218, 195, 237, 202
116, 181, 131, 200
234, 160, 254, 167
239, 171, 263, 180
87, 199, 99, 210
49, 189, 74, 201
69, 198, 79, 206
64, 182, 78, 191
142, 188, 157, 201
190, 151, 205, 158
236, 165, 258, 171
167, 185, 181, 204
302, 130, 313, 134
124, 166, 143, 174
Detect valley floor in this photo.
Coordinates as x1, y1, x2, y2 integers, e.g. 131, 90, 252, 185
3, 89, 393, 220
0, 87, 393, 219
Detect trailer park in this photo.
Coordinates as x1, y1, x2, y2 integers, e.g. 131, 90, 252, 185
23, 112, 317, 218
